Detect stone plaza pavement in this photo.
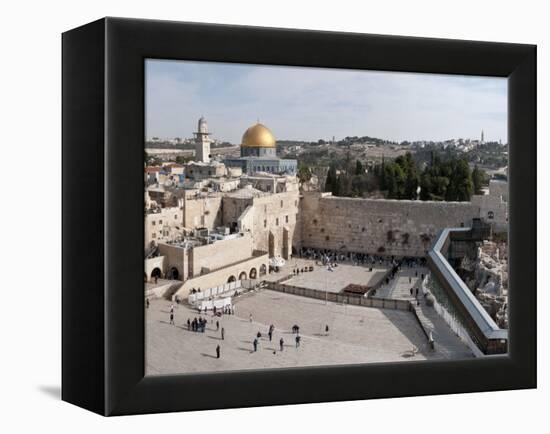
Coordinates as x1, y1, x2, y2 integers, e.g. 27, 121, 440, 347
282, 258, 388, 293
146, 288, 473, 376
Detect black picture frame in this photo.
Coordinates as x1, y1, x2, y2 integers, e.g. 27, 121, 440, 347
62, 17, 536, 416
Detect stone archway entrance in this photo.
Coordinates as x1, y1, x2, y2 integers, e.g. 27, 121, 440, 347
170, 267, 179, 280
151, 268, 162, 281
259, 264, 267, 276
238, 271, 247, 280
249, 268, 257, 279
227, 275, 237, 283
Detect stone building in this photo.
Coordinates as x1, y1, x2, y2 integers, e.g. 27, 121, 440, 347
221, 185, 300, 259
145, 118, 508, 298
224, 122, 297, 175
144, 205, 184, 249
186, 161, 226, 181
153, 231, 269, 291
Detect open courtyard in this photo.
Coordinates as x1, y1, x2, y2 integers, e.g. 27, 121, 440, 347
280, 258, 389, 293
146, 287, 473, 375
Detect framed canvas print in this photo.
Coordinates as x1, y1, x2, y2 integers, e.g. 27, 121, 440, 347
62, 17, 536, 416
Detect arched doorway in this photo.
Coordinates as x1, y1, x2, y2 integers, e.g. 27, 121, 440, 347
227, 275, 236, 283
151, 268, 162, 281
170, 267, 179, 280
259, 264, 267, 276
249, 268, 257, 279
238, 271, 247, 280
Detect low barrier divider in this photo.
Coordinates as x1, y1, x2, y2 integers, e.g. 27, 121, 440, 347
265, 282, 411, 312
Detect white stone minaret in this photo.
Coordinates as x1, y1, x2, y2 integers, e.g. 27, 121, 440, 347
481, 129, 485, 144
194, 116, 211, 163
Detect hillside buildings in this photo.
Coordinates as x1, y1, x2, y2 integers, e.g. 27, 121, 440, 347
145, 117, 507, 299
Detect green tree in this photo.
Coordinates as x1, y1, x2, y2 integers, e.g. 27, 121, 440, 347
336, 173, 353, 197
472, 165, 485, 195
297, 164, 312, 183
355, 159, 364, 175
443, 159, 472, 201
325, 164, 337, 193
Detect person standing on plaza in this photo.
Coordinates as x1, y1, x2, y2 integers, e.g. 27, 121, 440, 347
253, 338, 258, 352
146, 298, 149, 309
221, 327, 225, 340
325, 324, 329, 336
216, 344, 220, 359
216, 320, 219, 331
268, 328, 273, 342
169, 311, 174, 325
295, 334, 301, 348
187, 318, 191, 330
170, 303, 174, 314
280, 338, 284, 351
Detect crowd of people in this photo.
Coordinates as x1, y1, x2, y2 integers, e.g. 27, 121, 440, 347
298, 247, 427, 269
252, 323, 305, 352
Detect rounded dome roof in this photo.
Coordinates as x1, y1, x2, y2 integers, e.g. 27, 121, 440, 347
241, 123, 276, 148
197, 116, 208, 133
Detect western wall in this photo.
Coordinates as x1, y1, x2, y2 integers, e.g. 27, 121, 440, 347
298, 192, 488, 257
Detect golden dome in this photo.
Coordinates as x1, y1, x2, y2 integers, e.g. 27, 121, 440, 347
241, 123, 276, 148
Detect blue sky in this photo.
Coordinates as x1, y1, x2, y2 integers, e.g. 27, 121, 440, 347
145, 59, 507, 144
